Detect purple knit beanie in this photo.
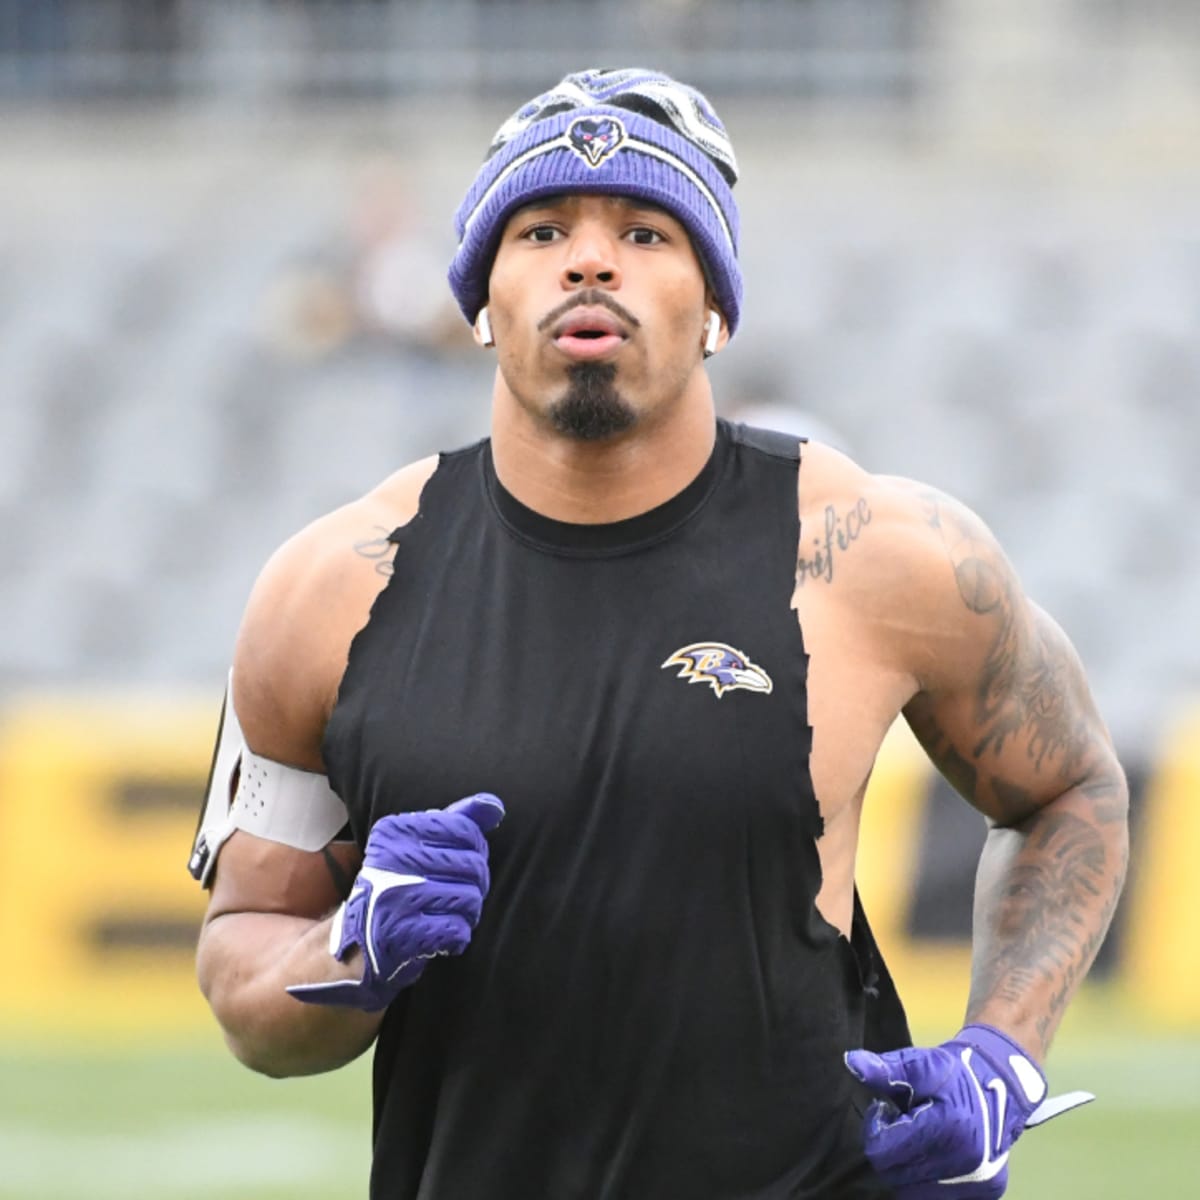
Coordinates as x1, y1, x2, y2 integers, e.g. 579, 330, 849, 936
448, 67, 743, 334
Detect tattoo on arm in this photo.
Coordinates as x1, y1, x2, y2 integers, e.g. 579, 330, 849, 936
910, 489, 1129, 1050
353, 526, 397, 578
919, 491, 1093, 792
796, 498, 872, 586
907, 696, 1054, 821
968, 802, 1128, 1047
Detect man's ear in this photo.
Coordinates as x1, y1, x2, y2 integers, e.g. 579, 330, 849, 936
702, 306, 730, 358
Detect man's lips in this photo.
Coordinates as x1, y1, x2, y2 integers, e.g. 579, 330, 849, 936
551, 306, 629, 360
552, 307, 628, 339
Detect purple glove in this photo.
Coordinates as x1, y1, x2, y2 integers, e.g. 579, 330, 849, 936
844, 1024, 1094, 1199
287, 793, 504, 1012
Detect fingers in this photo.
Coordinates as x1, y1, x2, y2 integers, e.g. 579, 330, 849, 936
369, 809, 485, 854
367, 794, 504, 856
377, 912, 472, 969
349, 795, 503, 996
365, 820, 491, 892
423, 795, 505, 850
846, 1049, 913, 1106
447, 792, 505, 834
849, 1046, 985, 1190
846, 1046, 958, 1108
413, 840, 492, 892
862, 1098, 946, 1179
293, 797, 502, 1014
860, 1091, 1004, 1196
374, 883, 487, 926
414, 881, 485, 927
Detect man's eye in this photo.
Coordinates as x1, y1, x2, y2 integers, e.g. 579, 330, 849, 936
525, 226, 560, 243
628, 227, 665, 245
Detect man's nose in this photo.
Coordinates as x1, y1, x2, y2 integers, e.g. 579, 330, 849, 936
561, 227, 622, 290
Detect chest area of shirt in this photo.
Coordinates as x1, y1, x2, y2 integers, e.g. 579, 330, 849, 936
348, 534, 808, 831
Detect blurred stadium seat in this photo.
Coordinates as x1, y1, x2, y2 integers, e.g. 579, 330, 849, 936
0, 5, 1194, 770
0, 14, 1197, 1199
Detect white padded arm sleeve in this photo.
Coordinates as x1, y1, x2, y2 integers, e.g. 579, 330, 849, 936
188, 673, 350, 887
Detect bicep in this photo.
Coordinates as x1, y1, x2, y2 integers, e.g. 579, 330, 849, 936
206, 522, 364, 909
897, 489, 1117, 825
905, 604, 1115, 824
229, 504, 382, 770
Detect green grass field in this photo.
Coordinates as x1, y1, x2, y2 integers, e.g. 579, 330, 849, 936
1, 1030, 1195, 1199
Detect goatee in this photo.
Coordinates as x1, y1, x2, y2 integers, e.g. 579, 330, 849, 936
547, 363, 635, 441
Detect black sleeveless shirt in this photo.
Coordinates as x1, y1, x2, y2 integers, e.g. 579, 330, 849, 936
323, 420, 909, 1200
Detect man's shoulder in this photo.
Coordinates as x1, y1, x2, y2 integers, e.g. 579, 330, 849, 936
230, 455, 441, 763
795, 443, 1006, 647
797, 441, 951, 568
257, 452, 444, 632
279, 454, 442, 573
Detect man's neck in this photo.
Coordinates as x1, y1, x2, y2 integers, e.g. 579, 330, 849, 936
489, 382, 718, 526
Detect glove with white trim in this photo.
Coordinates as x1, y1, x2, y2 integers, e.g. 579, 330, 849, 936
844, 1024, 1094, 1199
287, 792, 505, 1012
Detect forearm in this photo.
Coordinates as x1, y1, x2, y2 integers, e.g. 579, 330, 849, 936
965, 773, 1129, 1062
197, 911, 384, 1078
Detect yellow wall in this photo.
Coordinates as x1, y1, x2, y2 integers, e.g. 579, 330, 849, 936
1120, 706, 1200, 1025
0, 697, 212, 1037
0, 694, 1195, 1038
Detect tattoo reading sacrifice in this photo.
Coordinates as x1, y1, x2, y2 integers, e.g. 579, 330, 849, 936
796, 499, 872, 585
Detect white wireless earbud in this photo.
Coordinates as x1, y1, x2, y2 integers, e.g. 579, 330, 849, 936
476, 307, 495, 348
703, 310, 721, 358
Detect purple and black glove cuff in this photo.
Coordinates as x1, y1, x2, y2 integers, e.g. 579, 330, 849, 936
845, 1023, 1093, 1199
287, 792, 505, 1013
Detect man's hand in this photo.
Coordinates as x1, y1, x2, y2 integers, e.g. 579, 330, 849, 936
287, 793, 505, 1012
844, 1024, 1094, 1199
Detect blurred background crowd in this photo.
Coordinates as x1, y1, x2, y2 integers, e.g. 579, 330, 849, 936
0, 3, 1197, 1197
2, 0, 1198, 751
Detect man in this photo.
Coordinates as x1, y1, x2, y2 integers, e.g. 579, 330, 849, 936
191, 69, 1128, 1199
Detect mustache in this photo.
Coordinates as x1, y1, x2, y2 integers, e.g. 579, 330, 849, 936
536, 289, 642, 333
